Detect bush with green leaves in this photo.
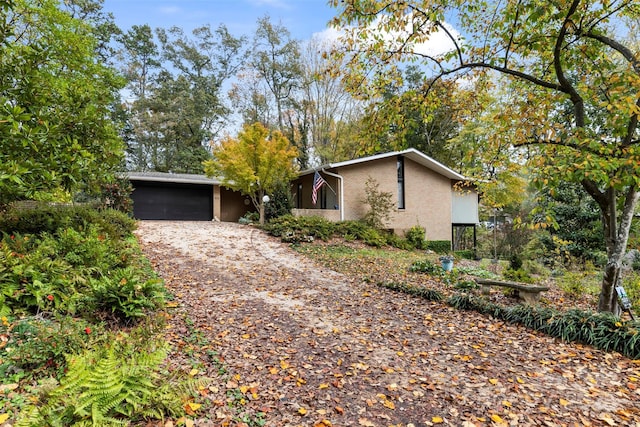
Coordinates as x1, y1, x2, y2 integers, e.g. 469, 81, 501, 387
335, 220, 369, 238
263, 214, 336, 242
0, 209, 162, 322
556, 270, 598, 298
0, 204, 135, 238
503, 268, 534, 284
385, 232, 414, 250
405, 225, 427, 249
409, 259, 441, 275
361, 177, 394, 229
265, 181, 293, 221
425, 240, 451, 254
0, 316, 101, 379
454, 249, 475, 260
91, 268, 166, 322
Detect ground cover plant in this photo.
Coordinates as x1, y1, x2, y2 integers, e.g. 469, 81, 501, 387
0, 205, 201, 426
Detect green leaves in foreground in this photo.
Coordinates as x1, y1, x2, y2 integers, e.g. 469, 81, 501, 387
16, 336, 204, 427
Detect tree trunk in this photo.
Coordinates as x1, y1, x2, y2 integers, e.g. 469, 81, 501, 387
599, 262, 622, 316
259, 200, 265, 225
595, 186, 639, 314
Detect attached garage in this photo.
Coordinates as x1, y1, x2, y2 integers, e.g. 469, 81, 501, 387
129, 172, 216, 221
128, 172, 254, 222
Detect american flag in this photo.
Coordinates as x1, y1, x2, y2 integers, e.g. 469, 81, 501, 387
311, 171, 327, 205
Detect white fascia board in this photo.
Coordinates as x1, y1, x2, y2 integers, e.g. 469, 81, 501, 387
299, 148, 470, 181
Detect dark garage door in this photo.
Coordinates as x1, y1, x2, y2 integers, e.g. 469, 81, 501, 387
131, 181, 213, 220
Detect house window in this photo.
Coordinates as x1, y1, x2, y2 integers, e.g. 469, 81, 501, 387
397, 156, 405, 209
297, 183, 303, 208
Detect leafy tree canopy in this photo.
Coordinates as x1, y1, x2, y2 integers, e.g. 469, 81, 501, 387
0, 0, 124, 208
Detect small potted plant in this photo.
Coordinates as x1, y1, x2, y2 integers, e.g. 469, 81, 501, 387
439, 255, 454, 272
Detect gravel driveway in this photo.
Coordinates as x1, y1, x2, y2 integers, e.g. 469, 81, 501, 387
135, 221, 640, 427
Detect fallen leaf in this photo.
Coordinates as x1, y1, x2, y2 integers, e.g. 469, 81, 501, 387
598, 413, 616, 426
187, 402, 201, 411
0, 413, 9, 424
489, 378, 499, 385
490, 414, 506, 424
298, 407, 308, 416
432, 416, 444, 423
358, 418, 375, 426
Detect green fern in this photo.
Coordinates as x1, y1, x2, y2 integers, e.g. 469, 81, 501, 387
15, 336, 199, 426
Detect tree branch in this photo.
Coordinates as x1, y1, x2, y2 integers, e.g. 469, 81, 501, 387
553, 0, 585, 127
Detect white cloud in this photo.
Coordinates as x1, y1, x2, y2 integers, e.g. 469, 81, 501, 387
308, 12, 461, 60
369, 14, 461, 58
158, 6, 182, 15
311, 26, 342, 47
247, 0, 290, 9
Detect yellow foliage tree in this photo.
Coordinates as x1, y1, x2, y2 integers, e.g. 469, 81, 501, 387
203, 123, 298, 224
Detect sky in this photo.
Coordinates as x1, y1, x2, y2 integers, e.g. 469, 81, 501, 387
101, 0, 339, 42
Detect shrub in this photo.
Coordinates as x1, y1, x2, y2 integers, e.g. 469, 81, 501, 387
99, 179, 134, 214
425, 240, 451, 254
509, 254, 523, 270
454, 249, 475, 260
0, 316, 101, 378
91, 268, 166, 322
503, 268, 534, 284
238, 211, 259, 224
0, 205, 135, 238
360, 228, 388, 247
92, 209, 136, 239
265, 181, 293, 220
335, 220, 368, 237
454, 280, 478, 291
405, 225, 427, 250
385, 232, 414, 250
361, 177, 394, 229
0, 221, 153, 319
378, 281, 443, 301
409, 259, 441, 275
263, 215, 335, 242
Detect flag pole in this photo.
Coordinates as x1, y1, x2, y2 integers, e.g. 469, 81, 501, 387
316, 170, 336, 195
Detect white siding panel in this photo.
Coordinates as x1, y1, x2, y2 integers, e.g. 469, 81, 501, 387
452, 191, 479, 224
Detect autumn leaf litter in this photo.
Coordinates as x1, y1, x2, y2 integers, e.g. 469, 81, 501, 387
135, 221, 640, 427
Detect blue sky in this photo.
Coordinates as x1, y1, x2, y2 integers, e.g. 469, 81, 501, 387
102, 0, 338, 41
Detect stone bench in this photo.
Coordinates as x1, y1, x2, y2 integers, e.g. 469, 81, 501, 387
474, 278, 549, 304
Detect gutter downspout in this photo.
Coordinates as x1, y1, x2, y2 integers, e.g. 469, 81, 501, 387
321, 169, 344, 221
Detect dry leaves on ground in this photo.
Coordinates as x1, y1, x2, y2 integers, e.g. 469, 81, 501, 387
135, 221, 640, 427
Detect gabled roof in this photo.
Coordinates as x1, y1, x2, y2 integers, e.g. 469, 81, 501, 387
127, 172, 221, 185
300, 148, 469, 181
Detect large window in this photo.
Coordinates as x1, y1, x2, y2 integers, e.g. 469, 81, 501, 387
397, 156, 405, 209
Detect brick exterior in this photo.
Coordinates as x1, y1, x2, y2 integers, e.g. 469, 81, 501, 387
291, 154, 458, 240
